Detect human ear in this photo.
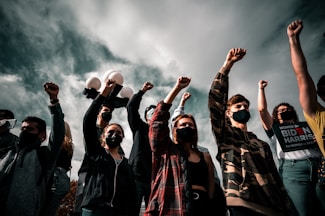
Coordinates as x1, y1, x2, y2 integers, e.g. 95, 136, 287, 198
39, 131, 46, 142
225, 109, 231, 118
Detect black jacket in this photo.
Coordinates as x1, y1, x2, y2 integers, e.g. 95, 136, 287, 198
81, 94, 137, 216
126, 90, 152, 183
0, 103, 65, 216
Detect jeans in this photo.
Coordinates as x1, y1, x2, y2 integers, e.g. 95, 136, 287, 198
74, 172, 87, 216
279, 158, 325, 216
43, 167, 70, 216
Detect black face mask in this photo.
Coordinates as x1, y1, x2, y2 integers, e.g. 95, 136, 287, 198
232, 109, 251, 124
105, 133, 122, 148
101, 112, 112, 122
176, 127, 196, 143
280, 110, 295, 121
0, 121, 10, 131
18, 130, 39, 147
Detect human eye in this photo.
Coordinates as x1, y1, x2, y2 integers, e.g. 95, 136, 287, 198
235, 104, 241, 109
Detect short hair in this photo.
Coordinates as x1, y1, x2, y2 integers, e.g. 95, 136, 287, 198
22, 116, 46, 133
144, 105, 157, 121
227, 94, 250, 110
0, 109, 15, 119
272, 102, 299, 124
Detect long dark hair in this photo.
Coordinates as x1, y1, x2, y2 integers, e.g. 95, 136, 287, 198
272, 102, 299, 124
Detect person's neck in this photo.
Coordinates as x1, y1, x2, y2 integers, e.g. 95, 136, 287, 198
232, 121, 247, 131
183, 142, 193, 150
108, 148, 122, 160
99, 122, 108, 129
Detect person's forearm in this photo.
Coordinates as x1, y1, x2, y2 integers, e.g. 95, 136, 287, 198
220, 60, 234, 75
257, 88, 273, 130
289, 36, 318, 116
126, 91, 143, 131
164, 86, 182, 104
257, 88, 267, 112
100, 87, 112, 97
289, 37, 308, 77
83, 95, 104, 156
179, 99, 186, 107
47, 103, 65, 176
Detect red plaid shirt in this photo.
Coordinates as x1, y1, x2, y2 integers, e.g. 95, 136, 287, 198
144, 101, 191, 216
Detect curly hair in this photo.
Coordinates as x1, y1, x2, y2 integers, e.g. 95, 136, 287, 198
62, 122, 74, 157
271, 102, 299, 124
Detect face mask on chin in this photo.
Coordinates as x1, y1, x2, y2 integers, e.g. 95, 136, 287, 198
176, 127, 196, 143
232, 109, 251, 124
280, 110, 295, 121
105, 133, 122, 148
18, 130, 40, 147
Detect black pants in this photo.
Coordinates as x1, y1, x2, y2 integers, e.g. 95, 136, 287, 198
228, 207, 266, 216
191, 189, 209, 216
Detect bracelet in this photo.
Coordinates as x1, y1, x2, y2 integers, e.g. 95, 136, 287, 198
50, 99, 59, 104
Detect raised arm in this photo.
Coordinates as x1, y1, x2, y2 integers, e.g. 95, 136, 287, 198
209, 48, 246, 140
287, 20, 318, 118
83, 79, 116, 157
257, 80, 273, 130
171, 92, 191, 122
220, 48, 247, 75
149, 77, 190, 155
164, 77, 191, 104
43, 82, 65, 175
179, 92, 191, 107
126, 82, 153, 132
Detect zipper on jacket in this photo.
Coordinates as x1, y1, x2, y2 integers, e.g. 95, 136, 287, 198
109, 157, 122, 207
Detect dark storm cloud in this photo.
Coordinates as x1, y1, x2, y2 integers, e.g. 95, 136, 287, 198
1, 0, 324, 180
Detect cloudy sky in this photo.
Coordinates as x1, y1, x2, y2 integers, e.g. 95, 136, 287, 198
1, 0, 324, 180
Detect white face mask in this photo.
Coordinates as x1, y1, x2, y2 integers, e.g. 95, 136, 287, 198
146, 108, 155, 121
0, 119, 16, 129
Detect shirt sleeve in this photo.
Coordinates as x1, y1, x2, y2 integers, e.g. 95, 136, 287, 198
208, 71, 229, 143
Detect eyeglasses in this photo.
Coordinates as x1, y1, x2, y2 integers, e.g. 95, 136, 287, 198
0, 119, 17, 129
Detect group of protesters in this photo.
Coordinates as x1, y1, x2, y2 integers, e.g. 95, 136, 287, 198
1, 19, 325, 216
